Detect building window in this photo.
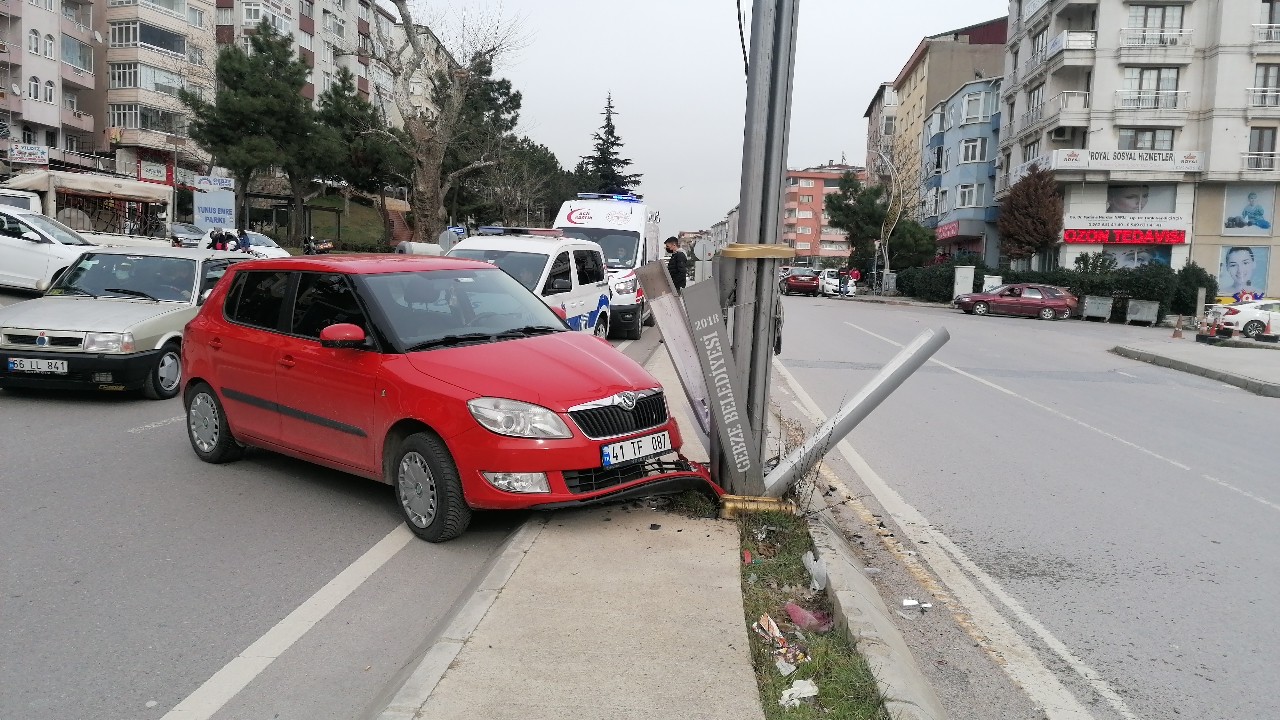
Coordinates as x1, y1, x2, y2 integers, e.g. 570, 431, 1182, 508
66, 135, 81, 152
45, 129, 57, 147
21, 126, 33, 144
244, 2, 261, 22
882, 115, 895, 136
188, 6, 205, 27
932, 146, 943, 175
1028, 83, 1045, 110
1265, 0, 1280, 25
1127, 5, 1183, 30
799, 178, 815, 187
300, 0, 314, 15
961, 138, 988, 163
323, 12, 346, 37
43, 80, 54, 103
322, 71, 334, 91
188, 46, 205, 66
938, 189, 950, 213
27, 76, 39, 99
1118, 128, 1174, 150
216, 7, 232, 24
109, 103, 140, 128
28, 29, 39, 54
110, 62, 140, 88
64, 91, 78, 110
799, 194, 813, 204
358, 1, 369, 20
43, 34, 55, 58
325, 41, 339, 64
1121, 67, 1180, 107
784, 209, 796, 219
62, 35, 94, 72
333, 0, 346, 10
797, 226, 812, 235
1023, 139, 1041, 161
797, 210, 814, 219
1249, 127, 1277, 169
957, 184, 983, 208
963, 93, 987, 123
298, 32, 313, 50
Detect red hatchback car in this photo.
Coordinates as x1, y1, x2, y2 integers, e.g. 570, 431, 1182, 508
953, 283, 1074, 320
181, 256, 714, 541
780, 268, 820, 296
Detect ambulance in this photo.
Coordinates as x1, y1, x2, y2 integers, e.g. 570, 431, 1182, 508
553, 193, 660, 340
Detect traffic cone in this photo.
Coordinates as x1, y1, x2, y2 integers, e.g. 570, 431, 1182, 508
1172, 315, 1184, 339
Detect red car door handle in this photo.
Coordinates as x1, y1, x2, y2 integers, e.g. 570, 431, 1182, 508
208, 338, 223, 350
279, 356, 296, 369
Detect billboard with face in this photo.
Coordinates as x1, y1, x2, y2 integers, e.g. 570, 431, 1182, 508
1218, 245, 1270, 300
1222, 185, 1275, 237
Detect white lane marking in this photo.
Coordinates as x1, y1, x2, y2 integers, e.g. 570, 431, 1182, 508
844, 321, 1192, 471
128, 415, 185, 434
161, 525, 414, 719
613, 340, 634, 354
1203, 475, 1280, 513
774, 359, 1135, 720
1115, 371, 1137, 378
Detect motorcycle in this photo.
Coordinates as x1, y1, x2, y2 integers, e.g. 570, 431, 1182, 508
303, 236, 334, 255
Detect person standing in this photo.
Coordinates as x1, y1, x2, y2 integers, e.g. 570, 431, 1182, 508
664, 237, 688, 294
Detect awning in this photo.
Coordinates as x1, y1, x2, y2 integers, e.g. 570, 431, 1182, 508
2, 170, 172, 204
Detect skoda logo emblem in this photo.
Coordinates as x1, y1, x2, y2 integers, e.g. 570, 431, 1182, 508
36, 333, 48, 347
616, 391, 637, 411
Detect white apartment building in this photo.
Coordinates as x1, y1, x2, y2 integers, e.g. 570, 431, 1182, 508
999, 0, 1280, 300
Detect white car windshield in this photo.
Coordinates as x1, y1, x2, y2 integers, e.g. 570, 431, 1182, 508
245, 233, 279, 248
19, 213, 94, 246
449, 248, 550, 291
52, 253, 197, 302
558, 228, 639, 269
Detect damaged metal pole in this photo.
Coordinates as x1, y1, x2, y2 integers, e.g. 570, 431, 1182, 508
721, 0, 800, 496
762, 327, 951, 497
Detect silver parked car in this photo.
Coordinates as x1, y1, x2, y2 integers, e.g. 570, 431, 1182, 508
0, 246, 246, 399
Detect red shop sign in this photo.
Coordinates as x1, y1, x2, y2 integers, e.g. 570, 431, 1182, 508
1062, 228, 1186, 245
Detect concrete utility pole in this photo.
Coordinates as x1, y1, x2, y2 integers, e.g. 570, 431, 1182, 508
717, 0, 800, 496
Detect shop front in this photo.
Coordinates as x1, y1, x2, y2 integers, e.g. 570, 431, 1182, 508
935, 217, 999, 266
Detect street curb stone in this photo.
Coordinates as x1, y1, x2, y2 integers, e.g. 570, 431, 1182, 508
800, 496, 947, 720
1111, 345, 1280, 398
375, 516, 547, 719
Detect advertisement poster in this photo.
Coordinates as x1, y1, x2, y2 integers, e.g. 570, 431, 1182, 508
1222, 185, 1275, 237
1102, 245, 1172, 269
1106, 184, 1177, 214
9, 143, 50, 165
1218, 246, 1270, 300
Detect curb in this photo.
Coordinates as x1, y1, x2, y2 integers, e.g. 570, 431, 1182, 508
848, 297, 953, 310
1111, 345, 1280, 398
801, 497, 947, 720
375, 516, 547, 719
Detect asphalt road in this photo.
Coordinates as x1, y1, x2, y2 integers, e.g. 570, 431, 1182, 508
0, 286, 664, 720
774, 295, 1279, 720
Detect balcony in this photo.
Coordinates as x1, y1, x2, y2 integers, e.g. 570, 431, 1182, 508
49, 148, 117, 173
1046, 91, 1090, 128
1114, 90, 1190, 126
1247, 87, 1280, 119
61, 107, 94, 132
1019, 103, 1045, 132
61, 63, 96, 91
1242, 153, 1280, 174
1023, 48, 1048, 79
1118, 28, 1195, 64
1254, 24, 1280, 49
1046, 30, 1096, 72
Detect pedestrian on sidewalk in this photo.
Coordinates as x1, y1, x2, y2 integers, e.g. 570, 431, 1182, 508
665, 237, 688, 295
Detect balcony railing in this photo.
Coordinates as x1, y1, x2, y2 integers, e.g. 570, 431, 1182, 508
1244, 153, 1280, 171
1249, 87, 1280, 107
1253, 24, 1280, 43
1024, 48, 1047, 74
1120, 28, 1194, 46
1052, 90, 1091, 112
1115, 90, 1189, 110
1019, 103, 1044, 131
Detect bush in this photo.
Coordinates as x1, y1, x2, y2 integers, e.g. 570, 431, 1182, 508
1171, 262, 1218, 316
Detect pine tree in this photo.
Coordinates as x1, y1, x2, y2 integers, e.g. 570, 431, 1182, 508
577, 94, 642, 194
997, 164, 1063, 261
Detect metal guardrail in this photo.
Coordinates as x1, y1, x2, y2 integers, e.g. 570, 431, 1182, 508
1243, 152, 1280, 171
1256, 24, 1280, 43
1120, 28, 1194, 46
1247, 87, 1280, 107
1114, 90, 1190, 110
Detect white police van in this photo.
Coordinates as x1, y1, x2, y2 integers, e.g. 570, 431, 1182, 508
553, 193, 659, 340
447, 227, 612, 337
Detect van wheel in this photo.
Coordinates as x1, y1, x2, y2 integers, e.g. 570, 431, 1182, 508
642, 302, 655, 327
392, 432, 471, 542
593, 315, 609, 338
143, 342, 183, 400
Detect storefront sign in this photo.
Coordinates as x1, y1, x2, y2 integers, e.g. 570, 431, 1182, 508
935, 221, 960, 240
194, 189, 236, 231
9, 143, 49, 165
1064, 213, 1189, 231
139, 159, 168, 183
1053, 149, 1203, 172
196, 175, 235, 191
1062, 228, 1187, 244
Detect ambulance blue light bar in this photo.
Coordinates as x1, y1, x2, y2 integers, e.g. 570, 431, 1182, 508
476, 226, 564, 237
576, 193, 643, 202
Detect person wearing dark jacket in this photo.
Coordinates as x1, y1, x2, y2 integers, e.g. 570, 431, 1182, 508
664, 237, 688, 294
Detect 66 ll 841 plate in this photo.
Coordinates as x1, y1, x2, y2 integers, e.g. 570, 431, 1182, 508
7, 358, 68, 374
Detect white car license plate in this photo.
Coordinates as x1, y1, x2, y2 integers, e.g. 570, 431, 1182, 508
602, 431, 671, 467
7, 358, 68, 374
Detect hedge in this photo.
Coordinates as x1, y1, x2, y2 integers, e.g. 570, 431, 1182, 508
896, 259, 1218, 320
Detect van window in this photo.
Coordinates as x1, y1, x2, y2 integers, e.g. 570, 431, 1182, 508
573, 249, 605, 285
560, 228, 640, 269
227, 271, 290, 330
544, 252, 571, 296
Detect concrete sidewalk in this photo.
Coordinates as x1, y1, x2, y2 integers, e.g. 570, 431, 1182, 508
377, 350, 764, 720
1112, 336, 1280, 397
845, 294, 953, 310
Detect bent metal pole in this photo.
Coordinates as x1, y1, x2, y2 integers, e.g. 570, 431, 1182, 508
762, 327, 951, 498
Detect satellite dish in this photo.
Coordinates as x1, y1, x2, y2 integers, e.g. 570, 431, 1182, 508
93, 31, 103, 43
10, 84, 19, 95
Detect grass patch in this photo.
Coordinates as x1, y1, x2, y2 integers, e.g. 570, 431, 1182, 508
667, 489, 719, 518
739, 511, 888, 720
308, 194, 387, 248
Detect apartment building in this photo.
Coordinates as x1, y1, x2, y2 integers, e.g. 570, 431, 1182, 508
921, 77, 1003, 265
782, 163, 866, 264
0, 0, 117, 176
998, 0, 1280, 299
863, 82, 898, 186
886, 18, 1007, 220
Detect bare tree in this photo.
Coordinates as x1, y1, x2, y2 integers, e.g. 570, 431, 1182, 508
371, 3, 524, 241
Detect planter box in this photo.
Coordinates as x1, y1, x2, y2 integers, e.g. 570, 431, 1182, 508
1126, 299, 1160, 326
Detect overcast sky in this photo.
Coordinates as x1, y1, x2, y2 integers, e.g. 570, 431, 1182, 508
456, 0, 1009, 235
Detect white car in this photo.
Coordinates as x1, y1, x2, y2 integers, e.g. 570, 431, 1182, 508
448, 227, 612, 337
818, 268, 857, 297
1218, 299, 1280, 338
197, 229, 292, 259
0, 206, 99, 292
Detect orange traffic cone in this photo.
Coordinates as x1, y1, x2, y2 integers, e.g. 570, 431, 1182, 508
1172, 315, 1184, 339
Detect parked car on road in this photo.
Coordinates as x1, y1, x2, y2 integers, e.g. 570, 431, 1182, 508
0, 206, 99, 292
448, 227, 612, 337
0, 247, 246, 398
198, 229, 291, 258
779, 267, 820, 296
180, 255, 709, 542
954, 283, 1072, 320
1218, 299, 1280, 338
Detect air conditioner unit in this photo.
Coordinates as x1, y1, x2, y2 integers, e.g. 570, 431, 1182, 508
1050, 126, 1072, 141
74, 111, 84, 118
0, 42, 8, 53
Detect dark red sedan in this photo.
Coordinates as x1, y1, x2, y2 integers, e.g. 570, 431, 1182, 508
954, 283, 1074, 320
779, 268, 820, 296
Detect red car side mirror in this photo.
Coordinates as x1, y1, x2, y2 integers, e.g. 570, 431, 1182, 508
319, 323, 367, 349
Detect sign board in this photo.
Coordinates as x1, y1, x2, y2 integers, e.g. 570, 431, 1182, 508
10, 143, 49, 165
194, 188, 236, 231
692, 238, 714, 261
139, 159, 168, 183
682, 278, 752, 490
982, 275, 1003, 292
437, 229, 457, 252
636, 264, 711, 453
935, 221, 960, 240
1062, 228, 1186, 244
1064, 213, 1189, 232
196, 175, 235, 191
1053, 149, 1203, 172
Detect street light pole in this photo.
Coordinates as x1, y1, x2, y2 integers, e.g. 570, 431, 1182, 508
868, 148, 904, 293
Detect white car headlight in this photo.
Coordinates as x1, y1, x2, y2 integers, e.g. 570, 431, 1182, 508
467, 398, 572, 439
84, 332, 136, 353
482, 472, 550, 493
614, 278, 638, 295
